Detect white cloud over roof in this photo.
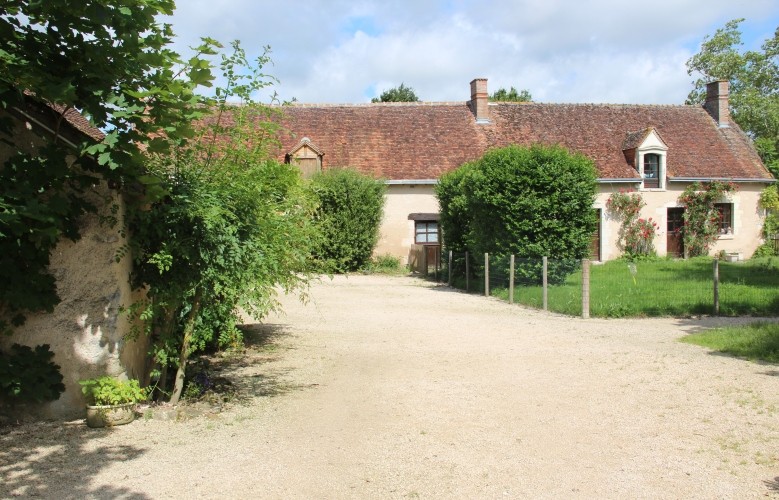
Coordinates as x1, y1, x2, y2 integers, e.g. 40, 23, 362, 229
165, 0, 779, 105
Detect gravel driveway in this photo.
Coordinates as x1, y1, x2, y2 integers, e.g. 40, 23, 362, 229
2, 274, 778, 499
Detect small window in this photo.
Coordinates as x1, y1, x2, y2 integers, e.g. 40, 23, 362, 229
415, 221, 439, 244
643, 154, 660, 188
715, 203, 733, 235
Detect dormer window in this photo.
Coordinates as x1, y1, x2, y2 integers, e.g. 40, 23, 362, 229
286, 137, 324, 179
622, 127, 667, 190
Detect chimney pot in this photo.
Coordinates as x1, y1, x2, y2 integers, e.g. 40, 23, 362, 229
704, 80, 729, 127
470, 78, 489, 123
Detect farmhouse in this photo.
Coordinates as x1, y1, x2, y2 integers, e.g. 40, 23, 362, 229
277, 79, 773, 264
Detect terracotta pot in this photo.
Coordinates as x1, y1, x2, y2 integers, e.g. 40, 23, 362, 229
85, 402, 136, 428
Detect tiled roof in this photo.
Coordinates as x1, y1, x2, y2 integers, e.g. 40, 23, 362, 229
53, 104, 105, 142
19, 91, 105, 142
274, 101, 772, 181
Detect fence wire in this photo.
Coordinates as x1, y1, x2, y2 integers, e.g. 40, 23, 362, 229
440, 251, 779, 318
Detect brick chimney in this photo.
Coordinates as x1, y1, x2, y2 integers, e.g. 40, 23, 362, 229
469, 78, 489, 123
704, 80, 729, 127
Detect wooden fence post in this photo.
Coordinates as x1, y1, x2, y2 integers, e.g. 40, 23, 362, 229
509, 254, 515, 304
465, 251, 470, 292
422, 246, 428, 277
713, 258, 720, 315
542, 256, 548, 311
581, 258, 590, 319
484, 253, 490, 297
448, 250, 453, 287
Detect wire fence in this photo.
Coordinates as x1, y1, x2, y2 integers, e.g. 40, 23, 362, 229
422, 250, 779, 318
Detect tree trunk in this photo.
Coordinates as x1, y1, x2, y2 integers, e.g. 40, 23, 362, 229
149, 297, 179, 400
168, 290, 202, 405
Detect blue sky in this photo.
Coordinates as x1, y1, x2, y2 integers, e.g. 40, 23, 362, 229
165, 0, 778, 105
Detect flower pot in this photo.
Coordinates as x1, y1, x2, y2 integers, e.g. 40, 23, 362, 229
85, 402, 136, 428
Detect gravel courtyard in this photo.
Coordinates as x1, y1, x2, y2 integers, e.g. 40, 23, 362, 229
2, 274, 778, 499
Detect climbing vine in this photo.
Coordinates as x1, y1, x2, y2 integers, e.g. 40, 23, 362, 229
678, 181, 737, 257
755, 184, 779, 256
606, 190, 658, 259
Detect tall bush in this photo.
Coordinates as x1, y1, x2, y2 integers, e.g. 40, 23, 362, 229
309, 168, 385, 273
437, 144, 598, 283
126, 44, 317, 404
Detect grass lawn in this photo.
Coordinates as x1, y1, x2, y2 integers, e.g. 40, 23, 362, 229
681, 322, 779, 363
483, 256, 779, 318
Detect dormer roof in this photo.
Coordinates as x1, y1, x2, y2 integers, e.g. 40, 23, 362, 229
288, 137, 324, 157
622, 127, 667, 151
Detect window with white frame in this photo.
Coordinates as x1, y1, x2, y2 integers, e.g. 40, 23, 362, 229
715, 202, 733, 235
629, 128, 668, 190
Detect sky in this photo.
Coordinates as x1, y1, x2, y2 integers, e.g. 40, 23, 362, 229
164, 0, 779, 105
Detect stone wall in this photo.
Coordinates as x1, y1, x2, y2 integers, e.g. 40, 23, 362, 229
0, 111, 148, 419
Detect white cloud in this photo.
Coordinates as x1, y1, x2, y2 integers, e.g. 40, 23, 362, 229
167, 0, 779, 104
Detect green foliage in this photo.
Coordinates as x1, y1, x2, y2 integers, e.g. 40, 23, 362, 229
752, 242, 777, 258
309, 168, 385, 273
126, 43, 317, 404
437, 144, 597, 283
759, 184, 779, 211
79, 376, 147, 406
0, 1, 219, 331
489, 87, 532, 102
678, 181, 737, 256
363, 254, 405, 274
0, 344, 64, 403
606, 191, 658, 258
686, 19, 779, 177
371, 83, 420, 103
681, 322, 779, 363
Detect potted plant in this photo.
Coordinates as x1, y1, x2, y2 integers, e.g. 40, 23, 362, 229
79, 376, 148, 428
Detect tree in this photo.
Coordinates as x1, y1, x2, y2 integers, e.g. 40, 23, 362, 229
126, 44, 317, 404
0, 1, 213, 332
437, 144, 597, 283
686, 19, 779, 176
371, 83, 420, 102
1, 2, 317, 404
309, 169, 385, 273
489, 87, 533, 102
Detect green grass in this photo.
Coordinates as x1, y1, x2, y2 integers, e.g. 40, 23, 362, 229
474, 256, 779, 318
361, 253, 406, 275
680, 322, 779, 363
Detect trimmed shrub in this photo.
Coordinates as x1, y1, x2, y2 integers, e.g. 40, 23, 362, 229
437, 144, 597, 283
310, 168, 385, 273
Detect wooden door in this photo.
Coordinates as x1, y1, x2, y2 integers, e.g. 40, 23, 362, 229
425, 245, 440, 273
667, 207, 684, 258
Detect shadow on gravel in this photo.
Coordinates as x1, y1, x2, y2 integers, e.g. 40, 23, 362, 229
203, 323, 318, 403
240, 322, 292, 349
765, 477, 779, 493
0, 422, 149, 499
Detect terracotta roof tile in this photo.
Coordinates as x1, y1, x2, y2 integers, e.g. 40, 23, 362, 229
271, 100, 772, 181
